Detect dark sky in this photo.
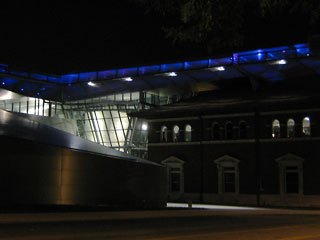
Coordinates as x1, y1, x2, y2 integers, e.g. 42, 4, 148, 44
0, 1, 314, 74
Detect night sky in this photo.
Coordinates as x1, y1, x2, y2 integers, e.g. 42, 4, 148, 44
0, 1, 315, 74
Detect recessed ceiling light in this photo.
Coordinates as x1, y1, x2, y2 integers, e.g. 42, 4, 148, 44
123, 77, 133, 81
210, 66, 225, 72
142, 123, 148, 131
164, 72, 177, 77
273, 59, 287, 65
88, 81, 96, 86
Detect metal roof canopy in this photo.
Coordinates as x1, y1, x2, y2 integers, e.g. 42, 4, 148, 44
0, 43, 316, 102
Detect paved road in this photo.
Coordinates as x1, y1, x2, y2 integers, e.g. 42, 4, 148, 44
1, 204, 320, 239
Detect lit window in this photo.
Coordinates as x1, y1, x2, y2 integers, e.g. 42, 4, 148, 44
225, 122, 233, 139
212, 123, 220, 140
302, 117, 311, 136
184, 124, 192, 142
239, 121, 247, 139
173, 125, 180, 142
272, 119, 281, 138
161, 126, 168, 142
287, 119, 295, 138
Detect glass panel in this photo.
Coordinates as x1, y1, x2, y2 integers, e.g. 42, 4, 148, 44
239, 122, 247, 139
95, 111, 104, 119
123, 93, 131, 101
212, 123, 220, 140
20, 101, 27, 113
131, 92, 139, 100
103, 110, 111, 118
97, 118, 107, 130
13, 102, 19, 112
119, 111, 127, 118
226, 123, 233, 139
170, 172, 180, 192
302, 117, 311, 136
107, 95, 115, 101
185, 124, 192, 142
113, 118, 123, 130
224, 172, 235, 192
28, 99, 35, 114
287, 119, 295, 138
286, 172, 299, 193
115, 94, 123, 101
161, 126, 167, 142
104, 118, 115, 130
173, 125, 180, 142
100, 131, 110, 144
272, 119, 280, 138
108, 130, 118, 144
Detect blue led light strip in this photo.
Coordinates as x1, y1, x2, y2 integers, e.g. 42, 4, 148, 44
0, 43, 311, 85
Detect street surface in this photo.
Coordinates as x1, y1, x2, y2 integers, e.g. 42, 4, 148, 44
1, 203, 320, 239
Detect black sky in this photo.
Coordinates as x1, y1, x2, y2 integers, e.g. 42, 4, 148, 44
0, 1, 315, 74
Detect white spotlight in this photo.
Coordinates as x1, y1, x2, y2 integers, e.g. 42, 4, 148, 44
123, 77, 133, 81
216, 66, 225, 71
210, 66, 225, 72
164, 72, 177, 77
142, 123, 148, 131
88, 81, 96, 86
275, 59, 287, 65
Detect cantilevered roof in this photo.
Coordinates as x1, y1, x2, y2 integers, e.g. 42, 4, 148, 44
0, 43, 317, 102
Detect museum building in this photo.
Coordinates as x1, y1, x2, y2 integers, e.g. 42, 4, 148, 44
1, 40, 319, 207
131, 42, 320, 208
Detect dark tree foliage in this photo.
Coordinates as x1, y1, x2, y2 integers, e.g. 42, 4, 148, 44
134, 0, 320, 54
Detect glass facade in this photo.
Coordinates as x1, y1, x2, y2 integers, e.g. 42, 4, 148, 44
0, 89, 174, 159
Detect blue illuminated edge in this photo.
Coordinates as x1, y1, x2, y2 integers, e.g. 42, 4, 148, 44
0, 43, 311, 86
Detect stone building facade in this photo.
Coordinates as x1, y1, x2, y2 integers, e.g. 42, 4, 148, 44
135, 92, 320, 208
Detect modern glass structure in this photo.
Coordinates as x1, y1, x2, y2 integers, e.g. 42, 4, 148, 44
0, 43, 313, 159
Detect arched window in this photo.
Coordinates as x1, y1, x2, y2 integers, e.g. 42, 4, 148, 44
184, 124, 192, 142
161, 126, 167, 142
173, 125, 180, 142
239, 121, 247, 139
212, 123, 220, 140
287, 119, 295, 138
302, 117, 311, 136
272, 119, 281, 138
225, 122, 233, 139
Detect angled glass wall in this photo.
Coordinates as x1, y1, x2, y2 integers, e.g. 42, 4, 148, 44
0, 89, 176, 159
